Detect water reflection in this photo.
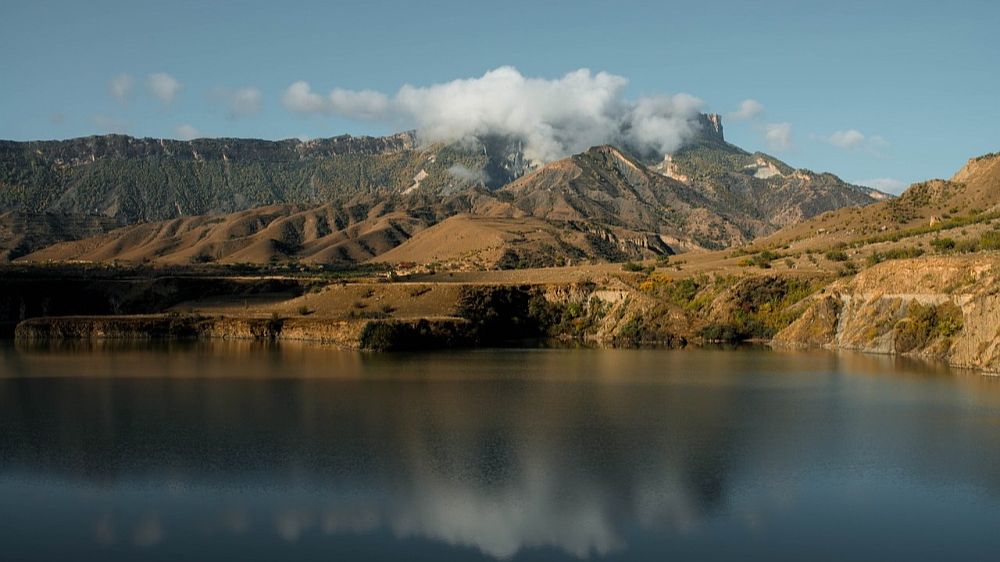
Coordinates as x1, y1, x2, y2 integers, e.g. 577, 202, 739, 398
3, 344, 1000, 561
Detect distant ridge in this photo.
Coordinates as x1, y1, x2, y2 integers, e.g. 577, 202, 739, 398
1, 114, 887, 264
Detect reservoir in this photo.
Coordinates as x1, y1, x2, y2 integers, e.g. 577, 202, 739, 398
2, 343, 1000, 561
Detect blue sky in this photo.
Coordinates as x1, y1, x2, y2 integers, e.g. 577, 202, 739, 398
1, 0, 997, 192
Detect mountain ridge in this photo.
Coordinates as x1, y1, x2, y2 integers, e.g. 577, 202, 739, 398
1, 114, 888, 264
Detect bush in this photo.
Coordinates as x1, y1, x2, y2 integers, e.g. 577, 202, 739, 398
980, 231, 1000, 251
622, 261, 654, 274
825, 250, 849, 262
697, 276, 824, 342
894, 301, 963, 352
297, 305, 313, 316
743, 250, 780, 269
955, 239, 980, 253
838, 261, 859, 276
931, 237, 956, 252
866, 246, 924, 265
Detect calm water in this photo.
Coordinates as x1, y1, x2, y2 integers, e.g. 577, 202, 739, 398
3, 343, 1000, 561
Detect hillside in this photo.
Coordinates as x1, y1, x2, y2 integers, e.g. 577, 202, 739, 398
24, 190, 506, 265
2, 115, 887, 264
667, 134, 888, 233
0, 211, 121, 261
762, 153, 1000, 371
497, 145, 744, 250
743, 152, 1000, 265
0, 131, 485, 219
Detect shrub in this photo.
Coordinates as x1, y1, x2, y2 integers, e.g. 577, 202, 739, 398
838, 261, 859, 276
955, 239, 980, 253
825, 250, 849, 262
297, 305, 313, 316
866, 246, 925, 265
698, 276, 824, 342
743, 250, 780, 268
894, 301, 963, 352
979, 231, 1000, 251
622, 261, 654, 274
931, 237, 956, 252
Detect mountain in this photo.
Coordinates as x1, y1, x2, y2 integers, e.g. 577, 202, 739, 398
661, 120, 888, 234
2, 114, 887, 265
773, 153, 1000, 373
496, 145, 744, 250
755, 151, 1000, 254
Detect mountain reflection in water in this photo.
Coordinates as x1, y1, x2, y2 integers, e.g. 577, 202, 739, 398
3, 343, 1000, 561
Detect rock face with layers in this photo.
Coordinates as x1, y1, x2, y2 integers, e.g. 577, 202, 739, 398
774, 255, 1000, 372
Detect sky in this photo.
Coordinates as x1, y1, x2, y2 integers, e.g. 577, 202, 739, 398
1, 0, 998, 193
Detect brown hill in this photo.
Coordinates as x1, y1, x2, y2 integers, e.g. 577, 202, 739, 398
23, 191, 505, 265
372, 214, 671, 270
754, 152, 1000, 254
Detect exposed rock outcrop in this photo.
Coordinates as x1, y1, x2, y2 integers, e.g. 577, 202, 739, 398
774, 255, 1000, 372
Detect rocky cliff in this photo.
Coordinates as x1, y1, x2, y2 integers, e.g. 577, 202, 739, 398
774, 255, 1000, 372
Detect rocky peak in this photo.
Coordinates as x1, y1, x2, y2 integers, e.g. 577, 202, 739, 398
697, 113, 725, 142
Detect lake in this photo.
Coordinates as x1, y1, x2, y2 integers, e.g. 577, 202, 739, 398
3, 342, 1000, 561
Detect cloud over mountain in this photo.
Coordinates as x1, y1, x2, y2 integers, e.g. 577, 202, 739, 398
762, 122, 792, 151
108, 73, 134, 105
818, 129, 890, 155
730, 99, 764, 121
147, 73, 181, 104
282, 66, 706, 162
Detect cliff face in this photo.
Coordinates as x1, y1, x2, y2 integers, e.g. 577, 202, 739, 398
0, 132, 417, 165
697, 113, 725, 141
774, 255, 1000, 372
14, 315, 372, 347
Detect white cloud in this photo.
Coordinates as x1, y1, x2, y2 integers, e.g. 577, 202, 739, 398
624, 93, 706, 155
817, 129, 890, 155
108, 73, 134, 104
147, 73, 181, 104
825, 129, 865, 149
856, 177, 906, 193
762, 122, 792, 151
329, 88, 390, 119
283, 66, 706, 162
283, 81, 328, 113
730, 99, 763, 121
174, 124, 200, 140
